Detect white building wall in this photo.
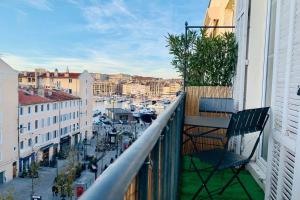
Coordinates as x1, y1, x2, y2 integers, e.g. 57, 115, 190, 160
19, 99, 80, 166
0, 59, 19, 183
79, 71, 93, 140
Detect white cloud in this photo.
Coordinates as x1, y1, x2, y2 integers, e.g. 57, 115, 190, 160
24, 0, 52, 11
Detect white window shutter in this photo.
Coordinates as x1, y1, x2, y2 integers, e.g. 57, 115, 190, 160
234, 0, 249, 110
265, 0, 300, 199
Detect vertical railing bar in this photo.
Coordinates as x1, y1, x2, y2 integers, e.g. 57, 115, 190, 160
152, 140, 160, 200
137, 158, 149, 200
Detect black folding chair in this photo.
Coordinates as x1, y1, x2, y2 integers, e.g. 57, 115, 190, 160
188, 107, 270, 200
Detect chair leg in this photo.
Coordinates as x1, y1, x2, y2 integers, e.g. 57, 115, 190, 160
190, 157, 214, 200
218, 167, 253, 200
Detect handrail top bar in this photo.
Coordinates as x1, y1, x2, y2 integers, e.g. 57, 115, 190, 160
80, 92, 185, 200
186, 25, 235, 29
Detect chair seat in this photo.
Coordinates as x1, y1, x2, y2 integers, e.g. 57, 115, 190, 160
191, 149, 249, 170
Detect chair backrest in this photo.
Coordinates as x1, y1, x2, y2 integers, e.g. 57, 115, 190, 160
226, 107, 270, 139
199, 97, 236, 114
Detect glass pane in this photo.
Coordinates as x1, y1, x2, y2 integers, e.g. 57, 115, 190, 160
261, 0, 277, 161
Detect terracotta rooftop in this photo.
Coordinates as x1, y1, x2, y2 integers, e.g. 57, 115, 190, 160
19, 72, 80, 79
19, 89, 80, 105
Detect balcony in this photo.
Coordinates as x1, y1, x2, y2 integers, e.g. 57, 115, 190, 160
80, 87, 264, 200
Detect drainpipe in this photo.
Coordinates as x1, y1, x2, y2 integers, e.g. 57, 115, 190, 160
242, 0, 252, 110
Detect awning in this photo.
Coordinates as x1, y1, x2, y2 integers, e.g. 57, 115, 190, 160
40, 143, 53, 151
60, 135, 71, 142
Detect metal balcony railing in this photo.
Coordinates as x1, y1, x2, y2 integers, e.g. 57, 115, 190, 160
80, 92, 185, 200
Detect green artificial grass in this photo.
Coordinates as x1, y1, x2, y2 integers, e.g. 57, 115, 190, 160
180, 156, 264, 200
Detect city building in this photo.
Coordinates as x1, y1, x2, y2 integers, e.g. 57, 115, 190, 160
204, 0, 235, 37
18, 88, 81, 171
93, 81, 122, 96
19, 69, 93, 140
0, 59, 19, 183
122, 83, 151, 97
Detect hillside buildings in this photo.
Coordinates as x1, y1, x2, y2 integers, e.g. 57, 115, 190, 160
18, 88, 81, 172
0, 59, 19, 183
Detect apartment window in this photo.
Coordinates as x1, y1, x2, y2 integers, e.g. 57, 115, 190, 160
19, 77, 22, 82
54, 130, 57, 138
65, 102, 68, 108
35, 136, 38, 144
60, 102, 63, 109
35, 120, 38, 129
53, 103, 57, 110
35, 105, 38, 113
47, 117, 51, 126
69, 78, 72, 83
28, 122, 31, 131
28, 106, 31, 114
46, 132, 50, 141
77, 123, 79, 130
41, 119, 45, 128
19, 124, 24, 134
41, 105, 44, 112
47, 104, 50, 111
86, 99, 88, 105
53, 116, 57, 124
73, 124, 75, 131
20, 141, 24, 149
69, 89, 72, 94
60, 128, 63, 135
28, 138, 32, 147
20, 107, 23, 115
73, 112, 75, 119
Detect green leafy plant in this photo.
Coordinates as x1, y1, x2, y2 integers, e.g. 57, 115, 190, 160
167, 30, 238, 86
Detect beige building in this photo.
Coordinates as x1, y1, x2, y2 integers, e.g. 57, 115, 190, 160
19, 69, 93, 139
122, 83, 150, 96
204, 0, 235, 37
18, 88, 81, 172
93, 81, 122, 96
0, 59, 19, 183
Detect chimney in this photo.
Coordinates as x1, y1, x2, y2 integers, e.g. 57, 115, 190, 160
64, 67, 69, 77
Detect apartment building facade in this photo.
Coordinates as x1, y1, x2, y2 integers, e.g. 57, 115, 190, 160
204, 0, 235, 37
93, 80, 122, 96
0, 59, 19, 183
19, 69, 93, 140
234, 0, 300, 199
18, 88, 81, 171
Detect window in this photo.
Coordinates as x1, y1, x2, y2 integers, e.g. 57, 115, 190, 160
20, 124, 24, 134
60, 128, 63, 135
28, 122, 31, 131
41, 119, 45, 128
53, 103, 57, 110
261, 0, 277, 162
35, 136, 38, 144
20, 107, 23, 115
35, 105, 38, 113
69, 78, 72, 83
47, 104, 50, 111
28, 139, 32, 147
77, 123, 79, 130
28, 106, 31, 114
69, 89, 72, 94
35, 120, 38, 129
41, 105, 44, 112
73, 124, 75, 131
65, 102, 68, 108
47, 117, 51, 126
20, 141, 24, 149
54, 130, 57, 138
46, 132, 50, 141
73, 112, 75, 119
53, 116, 57, 124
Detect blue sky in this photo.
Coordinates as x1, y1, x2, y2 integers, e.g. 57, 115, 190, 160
0, 0, 209, 78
